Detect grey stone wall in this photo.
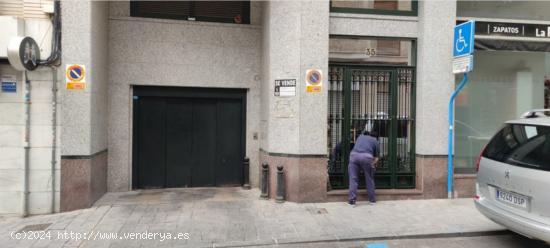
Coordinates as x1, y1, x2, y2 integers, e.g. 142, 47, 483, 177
62, 2, 92, 156
262, 0, 301, 154
60, 0, 109, 211
260, 0, 329, 202
62, 1, 109, 156
260, 2, 270, 152
107, 1, 262, 191
330, 13, 418, 38
416, 0, 456, 155
298, 0, 329, 155
261, 0, 329, 155
90, 1, 109, 154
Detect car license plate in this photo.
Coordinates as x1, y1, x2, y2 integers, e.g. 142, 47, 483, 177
496, 189, 528, 209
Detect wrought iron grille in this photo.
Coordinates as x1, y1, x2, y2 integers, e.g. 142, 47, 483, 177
328, 66, 416, 189
328, 66, 345, 188
395, 68, 415, 188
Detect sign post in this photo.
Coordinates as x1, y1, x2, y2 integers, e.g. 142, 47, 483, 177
449, 21, 475, 199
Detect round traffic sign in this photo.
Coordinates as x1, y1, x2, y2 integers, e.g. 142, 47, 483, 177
66, 65, 85, 82
306, 69, 322, 86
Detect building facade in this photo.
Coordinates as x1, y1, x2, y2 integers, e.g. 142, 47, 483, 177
0, 0, 60, 215
0, 0, 548, 215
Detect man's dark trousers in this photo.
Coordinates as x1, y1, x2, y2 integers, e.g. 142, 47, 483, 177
348, 152, 376, 202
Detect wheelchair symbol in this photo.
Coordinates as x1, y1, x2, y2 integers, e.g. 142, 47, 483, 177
455, 29, 468, 53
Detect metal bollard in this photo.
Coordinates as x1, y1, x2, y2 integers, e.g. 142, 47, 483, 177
260, 163, 269, 199
242, 157, 251, 190
276, 165, 285, 203
326, 159, 332, 191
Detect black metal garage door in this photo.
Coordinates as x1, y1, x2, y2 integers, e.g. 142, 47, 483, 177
132, 86, 246, 189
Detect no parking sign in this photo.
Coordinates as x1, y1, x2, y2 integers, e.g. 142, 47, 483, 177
66, 64, 86, 90
305, 69, 322, 93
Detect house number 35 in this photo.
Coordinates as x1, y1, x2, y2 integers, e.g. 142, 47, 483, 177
365, 48, 376, 56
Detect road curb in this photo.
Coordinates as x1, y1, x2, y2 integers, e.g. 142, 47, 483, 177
212, 229, 511, 247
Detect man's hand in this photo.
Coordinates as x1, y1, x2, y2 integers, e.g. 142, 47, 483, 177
373, 157, 379, 168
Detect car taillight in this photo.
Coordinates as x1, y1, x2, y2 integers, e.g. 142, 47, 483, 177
475, 145, 487, 172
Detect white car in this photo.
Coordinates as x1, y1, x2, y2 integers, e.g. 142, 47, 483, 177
475, 109, 550, 243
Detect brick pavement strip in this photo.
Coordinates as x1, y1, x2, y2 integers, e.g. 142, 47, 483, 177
0, 188, 505, 248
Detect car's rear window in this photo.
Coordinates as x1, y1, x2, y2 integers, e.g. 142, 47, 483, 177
483, 123, 550, 171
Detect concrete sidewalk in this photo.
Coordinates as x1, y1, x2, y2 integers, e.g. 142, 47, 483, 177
0, 188, 505, 248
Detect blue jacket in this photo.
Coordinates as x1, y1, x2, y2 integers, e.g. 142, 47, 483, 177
351, 134, 380, 157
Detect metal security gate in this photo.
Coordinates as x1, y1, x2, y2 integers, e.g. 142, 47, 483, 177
328, 65, 416, 189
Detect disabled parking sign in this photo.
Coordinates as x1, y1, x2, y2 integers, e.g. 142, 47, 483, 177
453, 21, 475, 57
452, 21, 475, 74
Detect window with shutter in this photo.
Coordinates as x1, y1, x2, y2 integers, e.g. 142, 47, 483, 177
0, 0, 52, 19
376, 40, 401, 56
330, 0, 417, 16
130, 1, 250, 24
373, 0, 398, 10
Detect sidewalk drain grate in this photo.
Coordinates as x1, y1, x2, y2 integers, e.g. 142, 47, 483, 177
17, 223, 51, 233
307, 208, 328, 214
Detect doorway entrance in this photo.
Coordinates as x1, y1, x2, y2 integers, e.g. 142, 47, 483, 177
132, 86, 246, 189
328, 66, 416, 189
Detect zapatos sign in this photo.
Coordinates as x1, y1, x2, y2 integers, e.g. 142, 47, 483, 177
458, 20, 550, 39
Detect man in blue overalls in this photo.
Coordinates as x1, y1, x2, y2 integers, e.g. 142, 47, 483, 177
348, 130, 380, 206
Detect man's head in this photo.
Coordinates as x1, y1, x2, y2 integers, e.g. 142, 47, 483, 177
363, 122, 370, 135
363, 130, 379, 139
370, 131, 379, 139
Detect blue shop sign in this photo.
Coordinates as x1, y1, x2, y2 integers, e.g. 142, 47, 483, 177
1, 76, 17, 93
2, 82, 16, 92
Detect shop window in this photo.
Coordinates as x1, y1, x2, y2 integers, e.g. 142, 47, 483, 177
130, 1, 250, 24
454, 51, 550, 173
331, 0, 417, 16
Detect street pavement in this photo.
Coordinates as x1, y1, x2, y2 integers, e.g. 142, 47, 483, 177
0, 187, 510, 248
252, 233, 549, 248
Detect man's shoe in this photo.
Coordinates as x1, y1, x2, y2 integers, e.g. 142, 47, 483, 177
367, 201, 376, 206
348, 200, 356, 207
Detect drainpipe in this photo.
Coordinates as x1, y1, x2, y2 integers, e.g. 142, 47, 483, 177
23, 71, 31, 217
50, 67, 58, 213
39, 0, 61, 214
